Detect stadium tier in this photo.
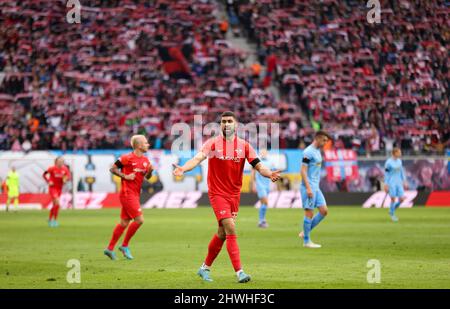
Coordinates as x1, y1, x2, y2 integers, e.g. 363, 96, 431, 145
0, 0, 448, 154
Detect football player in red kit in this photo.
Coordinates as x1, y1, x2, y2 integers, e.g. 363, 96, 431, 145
173, 111, 281, 283
104, 135, 153, 260
43, 157, 71, 227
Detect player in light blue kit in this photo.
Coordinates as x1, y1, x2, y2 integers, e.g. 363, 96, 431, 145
251, 149, 273, 228
298, 131, 331, 248
384, 148, 407, 222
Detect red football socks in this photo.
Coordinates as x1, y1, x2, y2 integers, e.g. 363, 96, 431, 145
53, 205, 60, 220
226, 234, 241, 272
204, 234, 225, 267
122, 221, 142, 247
108, 224, 126, 251
48, 204, 60, 220
48, 207, 53, 220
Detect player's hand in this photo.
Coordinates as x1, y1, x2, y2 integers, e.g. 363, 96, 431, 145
270, 170, 281, 182
172, 164, 185, 177
124, 173, 136, 181
384, 185, 389, 193
404, 183, 408, 190
251, 185, 256, 193
48, 181, 54, 186
306, 187, 313, 198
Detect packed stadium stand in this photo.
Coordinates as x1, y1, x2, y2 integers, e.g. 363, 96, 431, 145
0, 0, 449, 155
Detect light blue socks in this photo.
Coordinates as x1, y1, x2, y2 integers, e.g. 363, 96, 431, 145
303, 217, 313, 243
311, 213, 325, 230
259, 204, 267, 223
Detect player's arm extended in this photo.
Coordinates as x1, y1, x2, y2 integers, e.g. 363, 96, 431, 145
173, 152, 206, 175
254, 162, 280, 182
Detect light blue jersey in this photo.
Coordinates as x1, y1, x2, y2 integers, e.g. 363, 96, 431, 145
384, 157, 405, 198
301, 144, 322, 190
301, 144, 326, 209
255, 158, 272, 198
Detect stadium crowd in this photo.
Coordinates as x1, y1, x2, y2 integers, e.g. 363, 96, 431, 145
228, 0, 450, 155
0, 0, 449, 155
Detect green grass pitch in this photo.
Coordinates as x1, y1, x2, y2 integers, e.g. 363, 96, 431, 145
1, 207, 450, 289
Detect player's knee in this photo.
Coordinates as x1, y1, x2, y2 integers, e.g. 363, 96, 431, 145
120, 220, 130, 228
319, 207, 328, 216
136, 218, 144, 225
217, 230, 226, 240
304, 210, 314, 219
225, 228, 236, 235
222, 220, 236, 235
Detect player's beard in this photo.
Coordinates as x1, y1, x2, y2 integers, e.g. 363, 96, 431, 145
222, 126, 235, 138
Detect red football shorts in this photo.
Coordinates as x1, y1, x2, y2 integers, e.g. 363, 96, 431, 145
49, 187, 62, 200
208, 194, 240, 225
120, 194, 142, 220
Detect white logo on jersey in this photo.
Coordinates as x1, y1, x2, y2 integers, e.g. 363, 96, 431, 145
133, 168, 147, 174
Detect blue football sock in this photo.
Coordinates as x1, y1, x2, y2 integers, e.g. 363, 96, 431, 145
389, 201, 396, 215
303, 217, 313, 243
311, 213, 325, 230
259, 204, 267, 223
394, 201, 401, 210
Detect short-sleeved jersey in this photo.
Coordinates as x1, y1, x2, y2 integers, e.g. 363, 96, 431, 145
384, 158, 405, 186
117, 152, 152, 197
45, 165, 71, 190
201, 135, 259, 197
6, 171, 19, 190
255, 157, 273, 189
301, 144, 322, 190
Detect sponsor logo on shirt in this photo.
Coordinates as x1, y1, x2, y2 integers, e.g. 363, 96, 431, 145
218, 156, 241, 163
213, 148, 242, 162
133, 168, 147, 173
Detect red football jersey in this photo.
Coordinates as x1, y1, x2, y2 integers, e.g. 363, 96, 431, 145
201, 135, 258, 197
45, 165, 71, 190
118, 152, 151, 197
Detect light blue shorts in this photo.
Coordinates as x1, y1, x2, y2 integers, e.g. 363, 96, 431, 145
256, 185, 270, 199
389, 184, 405, 198
300, 186, 326, 209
